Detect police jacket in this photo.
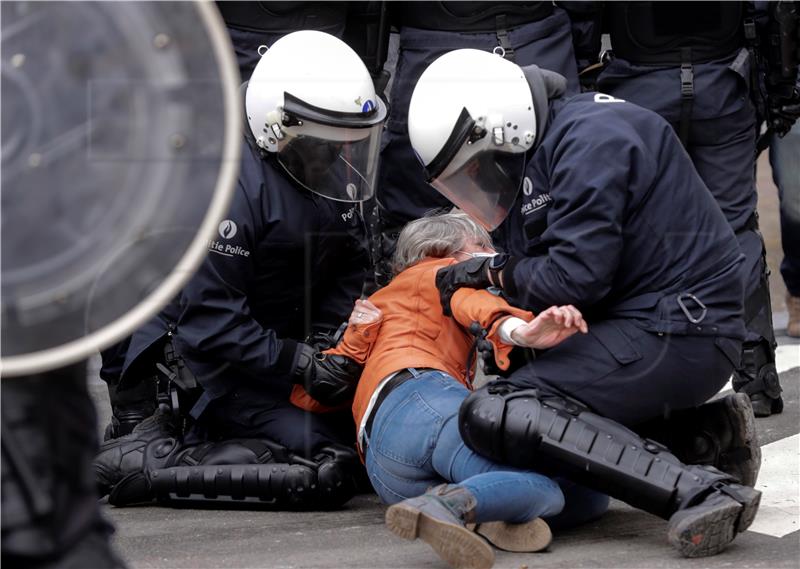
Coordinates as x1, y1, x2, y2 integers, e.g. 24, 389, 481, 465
497, 92, 746, 340
168, 137, 369, 409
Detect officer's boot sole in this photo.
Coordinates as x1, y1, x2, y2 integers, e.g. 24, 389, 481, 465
750, 393, 784, 418
466, 518, 552, 552
667, 486, 761, 558
721, 393, 762, 487
386, 502, 495, 569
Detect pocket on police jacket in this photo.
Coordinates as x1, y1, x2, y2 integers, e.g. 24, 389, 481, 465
590, 321, 643, 366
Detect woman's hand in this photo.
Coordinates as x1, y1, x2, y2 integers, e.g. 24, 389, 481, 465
510, 305, 588, 349
348, 298, 382, 327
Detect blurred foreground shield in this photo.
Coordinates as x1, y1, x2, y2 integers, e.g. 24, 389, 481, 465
1, 1, 241, 376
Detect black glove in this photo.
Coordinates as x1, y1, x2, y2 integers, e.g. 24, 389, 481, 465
304, 322, 347, 352
435, 258, 492, 316
293, 344, 363, 406
435, 254, 509, 316
772, 96, 800, 136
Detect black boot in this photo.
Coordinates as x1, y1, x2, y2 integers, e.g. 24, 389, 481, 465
634, 393, 761, 486
103, 376, 158, 440
667, 483, 761, 557
385, 484, 494, 569
734, 342, 784, 418
93, 409, 178, 502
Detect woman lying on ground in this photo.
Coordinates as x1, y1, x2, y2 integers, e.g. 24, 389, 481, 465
293, 212, 609, 569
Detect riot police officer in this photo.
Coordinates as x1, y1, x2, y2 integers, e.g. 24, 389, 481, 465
584, 1, 800, 416
94, 31, 386, 508
408, 49, 761, 558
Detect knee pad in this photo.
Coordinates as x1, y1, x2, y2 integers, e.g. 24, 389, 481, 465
170, 439, 276, 467
459, 385, 588, 468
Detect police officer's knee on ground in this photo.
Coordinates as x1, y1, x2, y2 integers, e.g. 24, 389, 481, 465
93, 30, 387, 510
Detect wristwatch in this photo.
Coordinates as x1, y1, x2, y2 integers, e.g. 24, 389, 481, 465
487, 253, 509, 288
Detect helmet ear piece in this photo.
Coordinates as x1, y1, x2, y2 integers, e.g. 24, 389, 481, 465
541, 69, 567, 99
521, 64, 567, 100
521, 65, 566, 148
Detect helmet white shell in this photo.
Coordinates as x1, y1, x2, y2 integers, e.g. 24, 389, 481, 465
246, 30, 381, 153
409, 49, 536, 169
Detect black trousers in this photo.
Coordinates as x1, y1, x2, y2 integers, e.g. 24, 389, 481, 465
1, 362, 125, 568
504, 320, 740, 426
199, 378, 356, 459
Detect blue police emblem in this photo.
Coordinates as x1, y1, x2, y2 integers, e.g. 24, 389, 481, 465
362, 99, 375, 112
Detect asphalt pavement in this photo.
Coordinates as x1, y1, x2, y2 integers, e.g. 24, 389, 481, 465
93, 337, 799, 569
92, 157, 800, 568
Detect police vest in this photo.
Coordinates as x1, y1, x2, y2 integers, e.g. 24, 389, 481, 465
607, 1, 745, 65
393, 1, 553, 32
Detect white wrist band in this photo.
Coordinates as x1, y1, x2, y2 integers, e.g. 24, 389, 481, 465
498, 317, 528, 346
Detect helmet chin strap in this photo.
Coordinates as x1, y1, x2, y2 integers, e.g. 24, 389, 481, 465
521, 65, 567, 148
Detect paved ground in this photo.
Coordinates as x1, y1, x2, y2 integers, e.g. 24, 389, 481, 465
92, 156, 800, 568
95, 351, 799, 569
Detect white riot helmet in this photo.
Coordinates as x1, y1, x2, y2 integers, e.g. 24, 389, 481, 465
246, 30, 387, 202
409, 49, 556, 230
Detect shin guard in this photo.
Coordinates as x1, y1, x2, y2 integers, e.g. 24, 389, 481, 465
459, 386, 737, 520
142, 439, 359, 509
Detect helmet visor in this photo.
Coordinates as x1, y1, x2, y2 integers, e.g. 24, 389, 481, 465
277, 122, 383, 202
431, 148, 526, 230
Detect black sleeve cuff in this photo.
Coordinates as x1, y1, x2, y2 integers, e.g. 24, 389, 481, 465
274, 338, 300, 376
500, 256, 523, 300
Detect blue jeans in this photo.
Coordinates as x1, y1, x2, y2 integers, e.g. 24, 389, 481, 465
770, 123, 800, 297
365, 370, 608, 527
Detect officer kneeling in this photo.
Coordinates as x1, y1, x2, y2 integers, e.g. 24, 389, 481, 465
94, 30, 387, 510
407, 49, 762, 557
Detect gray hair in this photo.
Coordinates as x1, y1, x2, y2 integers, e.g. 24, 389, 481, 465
392, 211, 493, 275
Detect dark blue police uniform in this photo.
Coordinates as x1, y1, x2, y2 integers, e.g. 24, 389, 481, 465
494, 92, 746, 426
107, 136, 369, 454
586, 1, 782, 415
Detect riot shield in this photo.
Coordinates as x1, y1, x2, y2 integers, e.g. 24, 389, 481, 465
1, 1, 241, 376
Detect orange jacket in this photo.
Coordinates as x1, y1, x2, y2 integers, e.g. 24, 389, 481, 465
290, 257, 533, 428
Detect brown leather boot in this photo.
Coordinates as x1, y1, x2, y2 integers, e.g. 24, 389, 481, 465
468, 518, 552, 552
787, 294, 800, 338
385, 484, 494, 569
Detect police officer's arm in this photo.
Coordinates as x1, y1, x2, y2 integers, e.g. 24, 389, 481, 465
301, 299, 383, 406
176, 181, 301, 381
312, 217, 371, 333
502, 127, 654, 314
